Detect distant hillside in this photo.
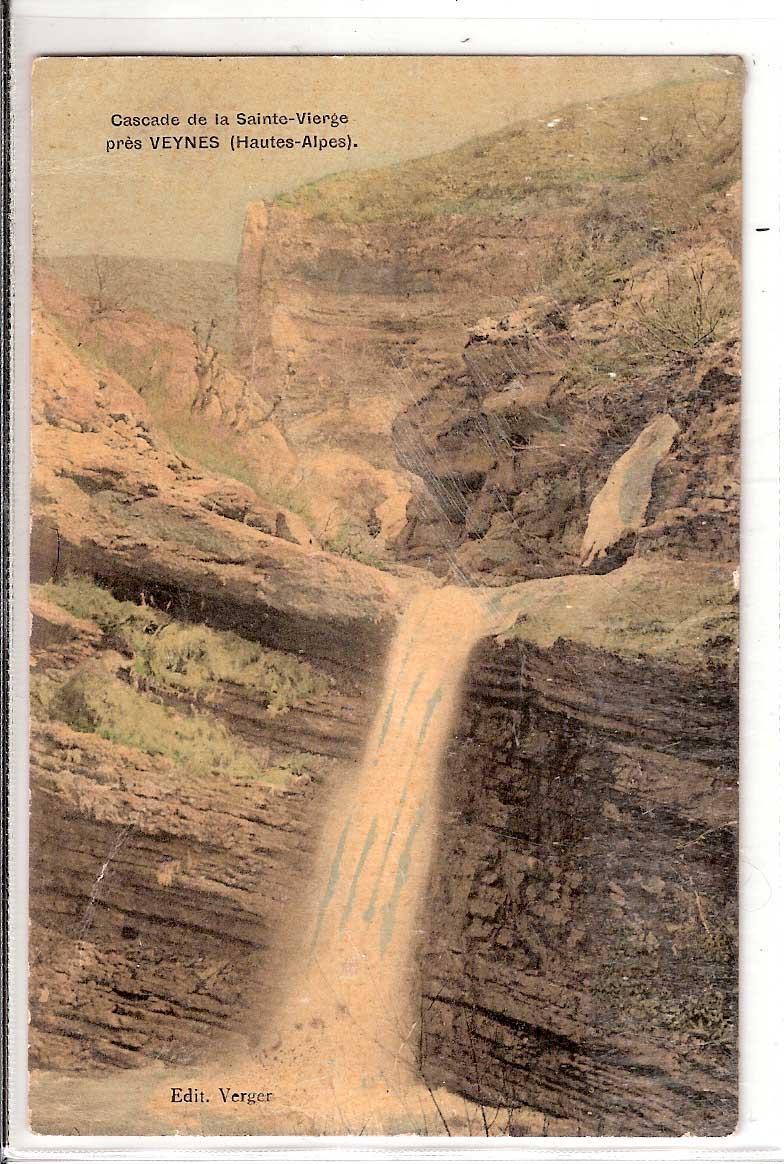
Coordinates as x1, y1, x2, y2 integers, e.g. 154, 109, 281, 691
41, 255, 238, 356
277, 74, 741, 232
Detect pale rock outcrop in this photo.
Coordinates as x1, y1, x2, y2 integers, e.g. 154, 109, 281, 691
580, 415, 680, 567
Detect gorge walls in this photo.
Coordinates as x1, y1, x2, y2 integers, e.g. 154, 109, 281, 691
235, 193, 740, 586
31, 590, 738, 1136
29, 73, 741, 1135
28, 599, 375, 1071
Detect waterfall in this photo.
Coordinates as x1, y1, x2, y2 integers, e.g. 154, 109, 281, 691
271, 583, 527, 1126
255, 416, 664, 1131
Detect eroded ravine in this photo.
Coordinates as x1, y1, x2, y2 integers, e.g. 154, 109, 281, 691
28, 423, 686, 1134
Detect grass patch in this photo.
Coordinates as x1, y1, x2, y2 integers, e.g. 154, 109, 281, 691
31, 669, 287, 784
264, 751, 311, 783
253, 477, 315, 526
39, 574, 330, 714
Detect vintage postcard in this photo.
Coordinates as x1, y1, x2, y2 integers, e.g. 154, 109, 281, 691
27, 55, 740, 1137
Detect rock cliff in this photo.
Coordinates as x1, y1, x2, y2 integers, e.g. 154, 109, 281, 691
235, 76, 741, 586
29, 598, 373, 1070
391, 219, 740, 582
421, 632, 737, 1136
28, 287, 400, 1074
31, 296, 402, 673
235, 202, 540, 469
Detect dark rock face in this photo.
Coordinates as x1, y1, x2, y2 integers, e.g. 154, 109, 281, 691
639, 366, 740, 563
421, 638, 737, 1136
30, 728, 311, 1069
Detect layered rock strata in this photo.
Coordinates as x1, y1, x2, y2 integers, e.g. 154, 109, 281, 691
28, 607, 372, 1071
421, 637, 737, 1136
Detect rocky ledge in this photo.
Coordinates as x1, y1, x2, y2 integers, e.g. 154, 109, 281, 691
32, 303, 403, 678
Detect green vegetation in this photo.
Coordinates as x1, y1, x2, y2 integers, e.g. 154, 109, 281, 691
39, 574, 329, 713
277, 76, 741, 321
264, 751, 311, 783
252, 477, 314, 526
322, 518, 388, 570
500, 557, 737, 670
32, 575, 329, 783
31, 668, 287, 784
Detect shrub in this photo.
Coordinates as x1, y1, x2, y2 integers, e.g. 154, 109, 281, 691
322, 519, 388, 570
629, 262, 737, 362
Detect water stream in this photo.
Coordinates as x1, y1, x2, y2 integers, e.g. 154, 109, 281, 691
272, 582, 527, 1126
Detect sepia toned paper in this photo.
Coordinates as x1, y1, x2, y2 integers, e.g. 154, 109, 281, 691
28, 54, 741, 1137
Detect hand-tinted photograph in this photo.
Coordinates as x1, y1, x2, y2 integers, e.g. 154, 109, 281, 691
28, 54, 740, 1136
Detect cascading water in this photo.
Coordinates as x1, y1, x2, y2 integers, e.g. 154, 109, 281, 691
271, 412, 673, 1127
268, 582, 528, 1129
26, 413, 673, 1134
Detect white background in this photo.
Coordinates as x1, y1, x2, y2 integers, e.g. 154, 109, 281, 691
6, 4, 784, 1162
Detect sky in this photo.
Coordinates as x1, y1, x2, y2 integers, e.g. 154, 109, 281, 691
32, 54, 726, 264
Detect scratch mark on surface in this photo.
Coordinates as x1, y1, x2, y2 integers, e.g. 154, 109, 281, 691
78, 824, 133, 941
